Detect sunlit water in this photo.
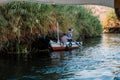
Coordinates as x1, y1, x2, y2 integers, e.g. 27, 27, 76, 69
1, 34, 120, 80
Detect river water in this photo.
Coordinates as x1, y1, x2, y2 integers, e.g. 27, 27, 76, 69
1, 33, 120, 80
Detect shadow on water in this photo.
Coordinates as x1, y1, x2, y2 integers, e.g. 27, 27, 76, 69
0, 49, 83, 80
83, 36, 102, 48
0, 51, 51, 60
0, 53, 52, 80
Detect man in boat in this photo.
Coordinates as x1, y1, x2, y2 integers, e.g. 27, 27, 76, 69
67, 28, 73, 42
61, 33, 69, 44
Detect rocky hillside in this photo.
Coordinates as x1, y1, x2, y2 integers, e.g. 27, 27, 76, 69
84, 5, 120, 33
83, 5, 113, 23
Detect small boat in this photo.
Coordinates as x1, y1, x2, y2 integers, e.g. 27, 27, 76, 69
50, 40, 82, 51
50, 22, 82, 51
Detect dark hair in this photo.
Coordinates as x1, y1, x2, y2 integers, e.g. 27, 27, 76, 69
63, 33, 66, 35
69, 28, 71, 31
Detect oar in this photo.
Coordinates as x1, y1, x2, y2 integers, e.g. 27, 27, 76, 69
74, 40, 82, 47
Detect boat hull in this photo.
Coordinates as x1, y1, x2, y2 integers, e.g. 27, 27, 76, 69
50, 40, 82, 51
52, 46, 79, 51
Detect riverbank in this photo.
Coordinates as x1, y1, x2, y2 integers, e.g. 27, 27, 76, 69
0, 1, 102, 56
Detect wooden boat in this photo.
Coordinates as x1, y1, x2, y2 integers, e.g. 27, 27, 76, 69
50, 40, 82, 51
50, 22, 82, 51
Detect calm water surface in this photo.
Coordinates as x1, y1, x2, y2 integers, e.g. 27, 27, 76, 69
1, 34, 120, 80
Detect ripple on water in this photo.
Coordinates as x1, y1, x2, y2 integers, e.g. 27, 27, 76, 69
22, 75, 42, 79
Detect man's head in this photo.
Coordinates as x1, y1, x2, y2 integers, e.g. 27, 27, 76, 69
69, 28, 72, 31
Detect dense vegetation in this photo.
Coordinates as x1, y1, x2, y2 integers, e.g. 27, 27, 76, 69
0, 1, 102, 54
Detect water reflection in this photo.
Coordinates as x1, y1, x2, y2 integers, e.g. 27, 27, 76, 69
1, 34, 120, 79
